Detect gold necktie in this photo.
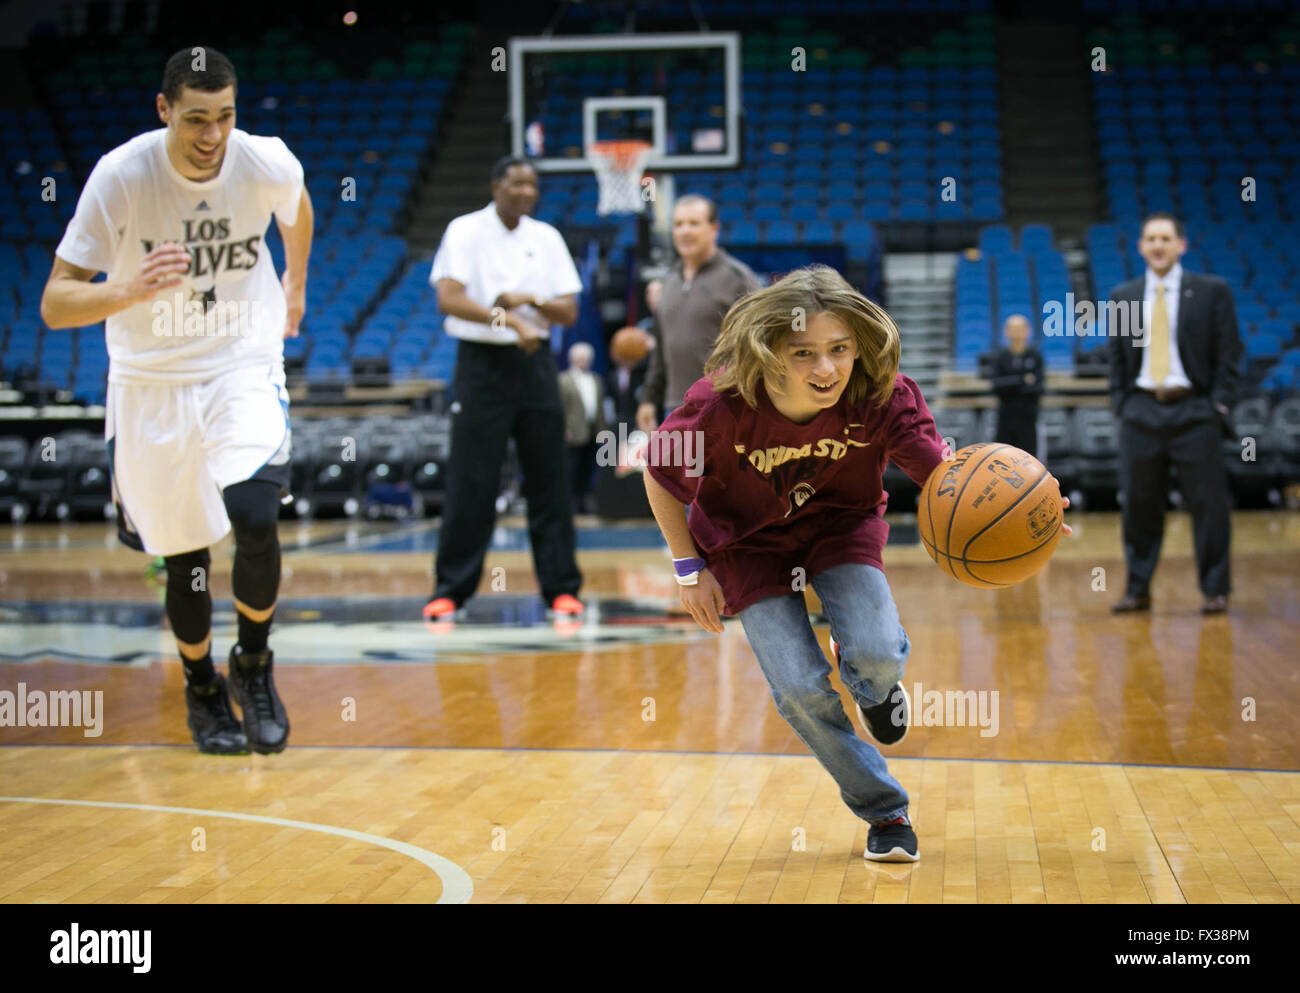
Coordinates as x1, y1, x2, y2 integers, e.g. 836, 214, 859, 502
1149, 284, 1170, 385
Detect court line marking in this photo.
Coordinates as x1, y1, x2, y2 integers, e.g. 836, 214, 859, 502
0, 796, 473, 904
3, 743, 1296, 776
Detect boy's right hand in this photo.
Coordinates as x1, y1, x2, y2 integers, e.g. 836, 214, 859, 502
681, 569, 726, 635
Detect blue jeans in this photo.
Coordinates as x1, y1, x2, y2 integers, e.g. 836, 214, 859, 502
738, 563, 910, 825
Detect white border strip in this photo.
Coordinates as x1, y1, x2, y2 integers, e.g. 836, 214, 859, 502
582, 95, 666, 159
509, 31, 740, 172
0, 796, 474, 904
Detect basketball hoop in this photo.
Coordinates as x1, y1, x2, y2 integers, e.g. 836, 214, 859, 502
589, 140, 652, 216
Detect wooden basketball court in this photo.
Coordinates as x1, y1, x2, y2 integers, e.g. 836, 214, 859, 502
1, 510, 1297, 903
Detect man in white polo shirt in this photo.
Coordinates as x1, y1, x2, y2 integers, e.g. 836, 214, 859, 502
423, 157, 585, 619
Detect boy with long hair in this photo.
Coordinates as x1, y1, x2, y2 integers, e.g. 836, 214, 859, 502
644, 265, 1068, 861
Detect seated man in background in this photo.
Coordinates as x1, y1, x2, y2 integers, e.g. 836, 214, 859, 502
988, 313, 1044, 456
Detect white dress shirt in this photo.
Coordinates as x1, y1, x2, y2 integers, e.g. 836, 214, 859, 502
430, 203, 583, 344
575, 370, 598, 423
1137, 262, 1193, 390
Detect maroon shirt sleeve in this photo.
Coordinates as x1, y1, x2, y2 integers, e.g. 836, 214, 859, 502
644, 376, 729, 505
883, 374, 948, 487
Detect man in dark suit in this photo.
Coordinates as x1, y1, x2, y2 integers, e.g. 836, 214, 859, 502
1107, 212, 1243, 615
559, 342, 608, 512
989, 314, 1045, 456
608, 337, 651, 426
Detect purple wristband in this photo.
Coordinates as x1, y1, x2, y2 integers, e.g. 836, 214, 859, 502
673, 556, 707, 577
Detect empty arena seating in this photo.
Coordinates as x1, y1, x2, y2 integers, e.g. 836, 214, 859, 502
287, 236, 409, 383
1, 0, 1296, 503
315, 262, 458, 385
1088, 9, 1300, 397
0, 437, 26, 521
931, 407, 980, 452
287, 413, 451, 518
0, 430, 112, 523
953, 223, 1074, 372
1039, 408, 1078, 489
1226, 397, 1279, 497
531, 8, 1003, 251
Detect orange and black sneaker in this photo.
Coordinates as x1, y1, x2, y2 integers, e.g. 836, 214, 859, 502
865, 815, 919, 862
422, 597, 457, 620
550, 594, 584, 616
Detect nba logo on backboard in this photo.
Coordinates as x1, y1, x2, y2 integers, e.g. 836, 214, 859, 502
525, 121, 545, 157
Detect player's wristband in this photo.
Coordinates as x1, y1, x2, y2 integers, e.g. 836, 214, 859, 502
673, 556, 707, 586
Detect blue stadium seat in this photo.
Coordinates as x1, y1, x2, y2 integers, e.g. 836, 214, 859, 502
979, 226, 1013, 256
761, 221, 798, 244
802, 220, 834, 243
1020, 224, 1054, 255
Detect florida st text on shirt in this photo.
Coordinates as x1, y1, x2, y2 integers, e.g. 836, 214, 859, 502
647, 373, 948, 615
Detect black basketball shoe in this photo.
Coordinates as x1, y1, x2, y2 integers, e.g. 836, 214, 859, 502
829, 635, 910, 746
185, 674, 249, 755
856, 684, 910, 747
228, 647, 290, 755
865, 815, 920, 862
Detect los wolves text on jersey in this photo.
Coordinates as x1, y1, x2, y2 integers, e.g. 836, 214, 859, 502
55, 128, 304, 384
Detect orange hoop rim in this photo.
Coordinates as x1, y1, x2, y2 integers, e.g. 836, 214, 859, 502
589, 139, 653, 169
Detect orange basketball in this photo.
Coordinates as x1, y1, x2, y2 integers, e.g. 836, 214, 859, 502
610, 326, 650, 365
918, 443, 1063, 589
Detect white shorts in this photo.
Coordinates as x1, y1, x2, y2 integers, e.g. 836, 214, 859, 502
106, 363, 292, 556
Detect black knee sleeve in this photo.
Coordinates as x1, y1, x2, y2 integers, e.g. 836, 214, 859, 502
163, 548, 212, 645
223, 479, 281, 610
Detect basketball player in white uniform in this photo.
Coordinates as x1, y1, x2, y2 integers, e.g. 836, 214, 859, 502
41, 47, 312, 754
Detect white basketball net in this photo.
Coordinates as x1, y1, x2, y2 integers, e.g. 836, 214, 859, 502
590, 140, 652, 215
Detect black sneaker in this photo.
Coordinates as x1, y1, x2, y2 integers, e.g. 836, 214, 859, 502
228, 647, 290, 755
829, 635, 909, 746
856, 684, 910, 746
865, 816, 919, 862
185, 674, 249, 755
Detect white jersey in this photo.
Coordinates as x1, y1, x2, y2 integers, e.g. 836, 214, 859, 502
56, 128, 304, 385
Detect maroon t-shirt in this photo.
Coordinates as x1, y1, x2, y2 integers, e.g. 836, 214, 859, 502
647, 373, 948, 615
